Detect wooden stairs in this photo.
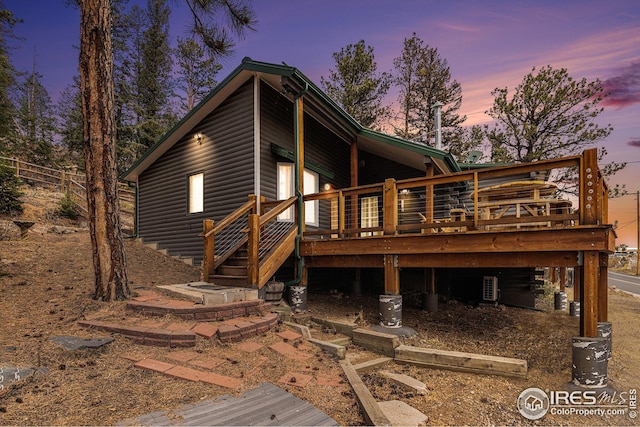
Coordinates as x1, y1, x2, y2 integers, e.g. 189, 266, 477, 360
211, 246, 250, 286
209, 224, 297, 287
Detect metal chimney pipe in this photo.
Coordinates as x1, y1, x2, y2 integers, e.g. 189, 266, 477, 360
432, 101, 443, 150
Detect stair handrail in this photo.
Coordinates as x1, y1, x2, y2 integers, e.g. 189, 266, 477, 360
258, 196, 297, 227
247, 196, 298, 288
202, 196, 257, 239
201, 195, 257, 280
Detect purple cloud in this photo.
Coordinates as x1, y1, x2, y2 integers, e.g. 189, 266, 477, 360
628, 139, 640, 148
602, 62, 640, 108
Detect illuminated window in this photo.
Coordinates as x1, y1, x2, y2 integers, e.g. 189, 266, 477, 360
189, 173, 204, 214
361, 196, 381, 236
277, 163, 319, 226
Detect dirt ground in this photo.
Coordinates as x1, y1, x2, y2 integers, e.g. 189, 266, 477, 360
1, 187, 639, 426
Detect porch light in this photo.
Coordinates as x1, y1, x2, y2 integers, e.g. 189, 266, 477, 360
195, 133, 203, 144
323, 183, 332, 191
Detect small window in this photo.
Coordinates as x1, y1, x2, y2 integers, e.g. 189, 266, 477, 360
189, 173, 204, 214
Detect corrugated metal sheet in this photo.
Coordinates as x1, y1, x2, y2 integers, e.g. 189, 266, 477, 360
120, 382, 338, 426
138, 79, 255, 263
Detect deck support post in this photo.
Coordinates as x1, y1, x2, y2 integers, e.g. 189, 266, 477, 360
383, 255, 399, 295
422, 268, 438, 312
572, 149, 609, 386
598, 252, 608, 322
570, 266, 581, 317
247, 213, 260, 287
572, 250, 608, 388
202, 219, 215, 281
383, 178, 398, 235
381, 254, 401, 327
580, 251, 599, 337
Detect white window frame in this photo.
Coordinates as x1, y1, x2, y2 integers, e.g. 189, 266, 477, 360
277, 162, 319, 226
188, 172, 204, 214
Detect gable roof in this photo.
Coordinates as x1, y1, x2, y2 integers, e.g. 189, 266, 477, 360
122, 57, 460, 182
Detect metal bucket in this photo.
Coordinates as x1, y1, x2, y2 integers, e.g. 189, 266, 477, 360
569, 301, 580, 317
572, 336, 608, 388
597, 321, 613, 360
554, 291, 567, 311
379, 295, 402, 328
288, 286, 307, 311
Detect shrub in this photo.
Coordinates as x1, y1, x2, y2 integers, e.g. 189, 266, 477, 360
57, 192, 80, 220
0, 163, 23, 215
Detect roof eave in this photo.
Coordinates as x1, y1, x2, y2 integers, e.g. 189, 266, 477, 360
358, 128, 461, 173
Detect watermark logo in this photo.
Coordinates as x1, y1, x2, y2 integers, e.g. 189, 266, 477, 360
518, 387, 636, 420
517, 388, 550, 420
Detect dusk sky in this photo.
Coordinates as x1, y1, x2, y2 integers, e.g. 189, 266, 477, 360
5, 0, 640, 246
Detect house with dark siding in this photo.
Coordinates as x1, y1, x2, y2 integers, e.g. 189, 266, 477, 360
122, 57, 613, 317
122, 57, 459, 266
124, 58, 616, 389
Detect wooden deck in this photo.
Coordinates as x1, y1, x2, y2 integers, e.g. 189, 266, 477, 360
202, 149, 614, 338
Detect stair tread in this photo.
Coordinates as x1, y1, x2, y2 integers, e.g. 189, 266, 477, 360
212, 274, 248, 279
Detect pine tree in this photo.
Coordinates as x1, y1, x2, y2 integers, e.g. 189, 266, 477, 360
79, 0, 130, 301
77, 0, 255, 301
0, 6, 20, 154
485, 65, 625, 195
392, 33, 465, 152
486, 66, 613, 162
0, 161, 23, 215
15, 67, 56, 166
56, 76, 84, 169
175, 37, 221, 113
137, 0, 175, 150
321, 40, 391, 130
112, 1, 145, 174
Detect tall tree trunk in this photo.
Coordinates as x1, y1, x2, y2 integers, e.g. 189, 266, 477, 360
79, 0, 129, 301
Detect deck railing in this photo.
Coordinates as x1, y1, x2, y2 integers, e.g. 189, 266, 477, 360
303, 148, 606, 239
201, 149, 607, 283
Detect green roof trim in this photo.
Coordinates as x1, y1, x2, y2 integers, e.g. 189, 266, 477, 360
358, 128, 460, 172
270, 144, 336, 179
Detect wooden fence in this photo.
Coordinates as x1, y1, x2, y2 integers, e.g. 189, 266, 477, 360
0, 157, 136, 234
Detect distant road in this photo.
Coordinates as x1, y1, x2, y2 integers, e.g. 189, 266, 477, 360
609, 271, 640, 296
